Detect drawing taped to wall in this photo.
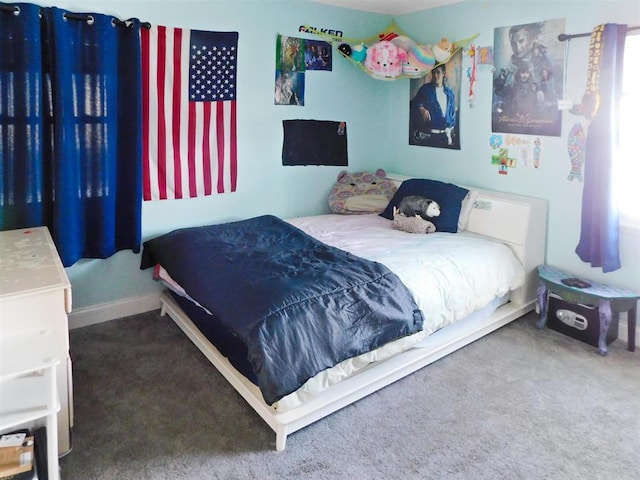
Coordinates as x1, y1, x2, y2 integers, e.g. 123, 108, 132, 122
492, 18, 565, 136
489, 133, 544, 173
477, 46, 493, 71
567, 122, 586, 182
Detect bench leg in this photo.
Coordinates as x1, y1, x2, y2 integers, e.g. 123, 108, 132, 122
536, 283, 548, 329
598, 299, 612, 356
628, 304, 637, 352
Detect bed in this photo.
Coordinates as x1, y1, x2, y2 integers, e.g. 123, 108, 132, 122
141, 173, 547, 450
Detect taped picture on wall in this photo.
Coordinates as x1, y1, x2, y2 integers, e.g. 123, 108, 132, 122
275, 35, 306, 106
489, 134, 543, 174
304, 39, 332, 71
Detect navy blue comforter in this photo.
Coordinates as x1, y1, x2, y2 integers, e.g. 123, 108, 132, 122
141, 215, 423, 405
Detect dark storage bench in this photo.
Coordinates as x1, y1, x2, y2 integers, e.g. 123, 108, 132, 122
536, 265, 638, 355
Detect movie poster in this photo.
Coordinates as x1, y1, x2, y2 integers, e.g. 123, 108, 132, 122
409, 49, 463, 149
492, 18, 565, 136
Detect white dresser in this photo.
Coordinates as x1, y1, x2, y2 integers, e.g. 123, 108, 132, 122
0, 227, 73, 456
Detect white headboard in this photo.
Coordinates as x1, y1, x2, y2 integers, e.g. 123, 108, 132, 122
385, 173, 548, 306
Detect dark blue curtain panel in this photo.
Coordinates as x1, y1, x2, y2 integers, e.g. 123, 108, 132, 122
0, 3, 142, 266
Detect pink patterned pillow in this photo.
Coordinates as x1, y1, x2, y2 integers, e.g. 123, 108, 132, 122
328, 169, 397, 214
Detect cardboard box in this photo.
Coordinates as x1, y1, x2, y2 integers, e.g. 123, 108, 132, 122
0, 436, 34, 479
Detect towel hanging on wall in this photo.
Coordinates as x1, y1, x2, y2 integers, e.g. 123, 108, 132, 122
282, 120, 348, 166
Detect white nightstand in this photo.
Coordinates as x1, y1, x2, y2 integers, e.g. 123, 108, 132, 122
0, 330, 60, 480
0, 227, 73, 455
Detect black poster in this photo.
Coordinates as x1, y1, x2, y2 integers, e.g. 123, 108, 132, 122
282, 120, 348, 166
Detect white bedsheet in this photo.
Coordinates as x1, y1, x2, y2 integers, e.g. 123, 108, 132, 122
288, 213, 524, 336
271, 214, 525, 411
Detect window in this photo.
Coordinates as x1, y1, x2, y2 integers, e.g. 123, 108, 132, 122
617, 32, 640, 230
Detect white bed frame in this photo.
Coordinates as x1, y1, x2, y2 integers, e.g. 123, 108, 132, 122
159, 176, 547, 451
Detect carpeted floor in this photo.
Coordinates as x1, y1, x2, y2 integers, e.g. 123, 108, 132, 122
60, 310, 640, 479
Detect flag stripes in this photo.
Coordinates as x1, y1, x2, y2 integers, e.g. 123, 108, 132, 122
141, 25, 237, 201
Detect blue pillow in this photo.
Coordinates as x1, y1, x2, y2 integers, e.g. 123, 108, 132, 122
380, 178, 469, 233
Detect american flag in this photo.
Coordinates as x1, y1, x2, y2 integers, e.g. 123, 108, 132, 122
141, 26, 238, 201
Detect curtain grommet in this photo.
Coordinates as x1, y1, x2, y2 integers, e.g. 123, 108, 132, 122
13, 6, 20, 16
86, 15, 94, 25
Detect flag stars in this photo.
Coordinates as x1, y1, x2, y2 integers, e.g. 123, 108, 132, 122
188, 35, 237, 101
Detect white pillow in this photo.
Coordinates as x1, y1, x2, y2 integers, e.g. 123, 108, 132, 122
458, 190, 478, 232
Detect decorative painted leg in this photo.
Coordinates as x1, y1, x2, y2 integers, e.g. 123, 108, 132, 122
598, 299, 612, 356
536, 283, 548, 329
628, 304, 637, 352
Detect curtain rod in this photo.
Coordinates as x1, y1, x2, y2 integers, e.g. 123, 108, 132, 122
63, 12, 150, 29
0, 4, 19, 14
0, 4, 150, 28
559, 25, 640, 41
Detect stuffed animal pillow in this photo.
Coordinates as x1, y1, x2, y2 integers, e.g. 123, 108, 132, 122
392, 207, 436, 234
329, 168, 397, 214
396, 195, 441, 220
380, 178, 470, 233
364, 41, 407, 79
403, 45, 436, 77
433, 37, 455, 62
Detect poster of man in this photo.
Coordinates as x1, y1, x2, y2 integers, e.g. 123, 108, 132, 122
409, 49, 462, 149
492, 19, 565, 136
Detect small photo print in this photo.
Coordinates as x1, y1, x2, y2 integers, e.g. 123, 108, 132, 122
305, 40, 332, 71
276, 35, 306, 72
275, 71, 305, 106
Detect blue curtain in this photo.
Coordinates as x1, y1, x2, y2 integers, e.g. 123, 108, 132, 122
0, 4, 44, 229
575, 24, 627, 273
0, 3, 142, 266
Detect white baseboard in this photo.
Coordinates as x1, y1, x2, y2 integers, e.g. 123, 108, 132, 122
68, 292, 162, 330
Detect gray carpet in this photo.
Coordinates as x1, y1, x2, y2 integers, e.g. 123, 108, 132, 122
60, 310, 640, 480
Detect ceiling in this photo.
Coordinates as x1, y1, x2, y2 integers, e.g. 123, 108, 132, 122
310, 0, 466, 15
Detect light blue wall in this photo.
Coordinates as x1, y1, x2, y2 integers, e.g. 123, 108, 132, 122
47, 0, 638, 311
387, 0, 640, 293
47, 0, 390, 309
385, 0, 640, 291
